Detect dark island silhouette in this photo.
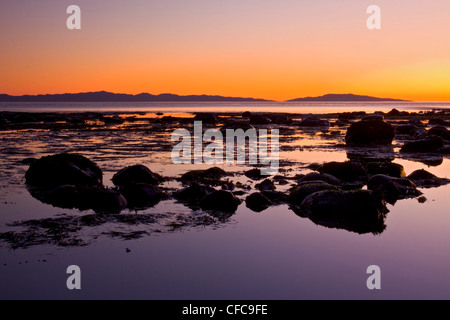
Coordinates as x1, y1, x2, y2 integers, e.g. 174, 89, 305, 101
0, 91, 407, 103
0, 91, 271, 102
287, 93, 407, 102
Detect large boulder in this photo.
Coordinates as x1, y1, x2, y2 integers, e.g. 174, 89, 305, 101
289, 181, 339, 211
407, 169, 450, 188
298, 190, 388, 234
400, 136, 444, 153
367, 174, 421, 204
298, 116, 329, 127
200, 190, 242, 213
318, 161, 367, 182
427, 126, 450, 140
174, 183, 215, 204
25, 153, 103, 188
366, 162, 406, 178
345, 118, 395, 145
112, 164, 163, 187
245, 192, 273, 212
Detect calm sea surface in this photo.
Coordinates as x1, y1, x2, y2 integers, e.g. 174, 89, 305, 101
1, 101, 450, 299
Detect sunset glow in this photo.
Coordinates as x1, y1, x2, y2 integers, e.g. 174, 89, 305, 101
1, 0, 450, 101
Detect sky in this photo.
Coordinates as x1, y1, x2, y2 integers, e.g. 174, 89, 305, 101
1, 0, 450, 101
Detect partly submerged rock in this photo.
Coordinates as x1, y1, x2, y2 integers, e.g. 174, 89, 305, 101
180, 167, 229, 185
345, 118, 395, 145
298, 116, 329, 128
245, 192, 273, 212
200, 190, 242, 213
255, 179, 276, 192
289, 181, 339, 211
249, 114, 271, 125
367, 174, 421, 204
400, 136, 444, 153
112, 164, 163, 187
174, 183, 215, 204
318, 161, 367, 183
119, 183, 167, 209
298, 189, 388, 234
298, 172, 341, 186
407, 169, 450, 188
244, 168, 266, 180
366, 162, 406, 178
427, 126, 450, 140
25, 153, 103, 188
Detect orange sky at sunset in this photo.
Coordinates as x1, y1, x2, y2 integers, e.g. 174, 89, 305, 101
1, 0, 450, 101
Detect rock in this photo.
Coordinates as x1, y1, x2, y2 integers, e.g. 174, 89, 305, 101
395, 124, 417, 135
268, 114, 292, 124
318, 161, 367, 182
298, 116, 329, 127
407, 169, 450, 188
428, 126, 450, 140
104, 115, 124, 124
200, 190, 242, 213
400, 136, 444, 153
289, 181, 339, 209
112, 165, 163, 187
298, 190, 388, 234
242, 111, 252, 118
119, 183, 167, 209
298, 172, 340, 186
367, 174, 421, 204
362, 114, 384, 121
261, 191, 289, 204
220, 120, 255, 133
194, 113, 217, 124
345, 118, 395, 145
366, 162, 406, 178
387, 108, 402, 117
244, 168, 266, 180
255, 179, 276, 191
428, 118, 447, 126
249, 114, 271, 125
181, 167, 229, 185
25, 153, 103, 188
174, 183, 215, 204
409, 117, 424, 126
245, 193, 272, 212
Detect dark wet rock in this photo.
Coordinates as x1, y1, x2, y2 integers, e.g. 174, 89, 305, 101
181, 167, 229, 185
400, 136, 444, 153
362, 114, 384, 121
298, 172, 340, 186
395, 124, 417, 135
20, 157, 37, 165
268, 114, 292, 124
298, 116, 329, 127
334, 119, 350, 127
297, 190, 388, 234
428, 118, 447, 126
161, 116, 177, 122
244, 168, 266, 180
174, 183, 216, 204
387, 108, 402, 117
289, 181, 339, 209
366, 162, 406, 178
255, 179, 276, 191
112, 165, 163, 187
345, 118, 395, 145
194, 113, 217, 124
32, 184, 127, 213
407, 169, 450, 188
409, 117, 424, 126
318, 161, 367, 182
249, 114, 272, 125
245, 192, 272, 212
220, 120, 255, 133
119, 183, 167, 209
25, 153, 103, 188
242, 111, 252, 118
367, 175, 421, 204
67, 118, 86, 125
428, 126, 450, 140
261, 191, 289, 204
104, 115, 124, 124
200, 190, 242, 213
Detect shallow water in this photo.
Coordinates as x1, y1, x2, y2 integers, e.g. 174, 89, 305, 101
1, 108, 450, 299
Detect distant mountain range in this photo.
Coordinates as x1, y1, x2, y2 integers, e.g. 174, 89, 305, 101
0, 91, 406, 102
0, 91, 269, 102
287, 93, 407, 102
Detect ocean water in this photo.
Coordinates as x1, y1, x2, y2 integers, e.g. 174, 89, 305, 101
1, 102, 450, 300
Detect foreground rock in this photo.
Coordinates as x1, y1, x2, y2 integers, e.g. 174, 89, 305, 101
174, 183, 215, 205
25, 153, 103, 188
367, 174, 421, 204
298, 116, 329, 128
289, 181, 339, 213
181, 167, 229, 185
298, 172, 340, 186
345, 118, 395, 145
366, 162, 406, 178
112, 164, 163, 186
407, 169, 450, 188
200, 190, 242, 213
119, 183, 167, 209
400, 136, 444, 153
318, 161, 367, 183
298, 190, 388, 234
245, 192, 273, 212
